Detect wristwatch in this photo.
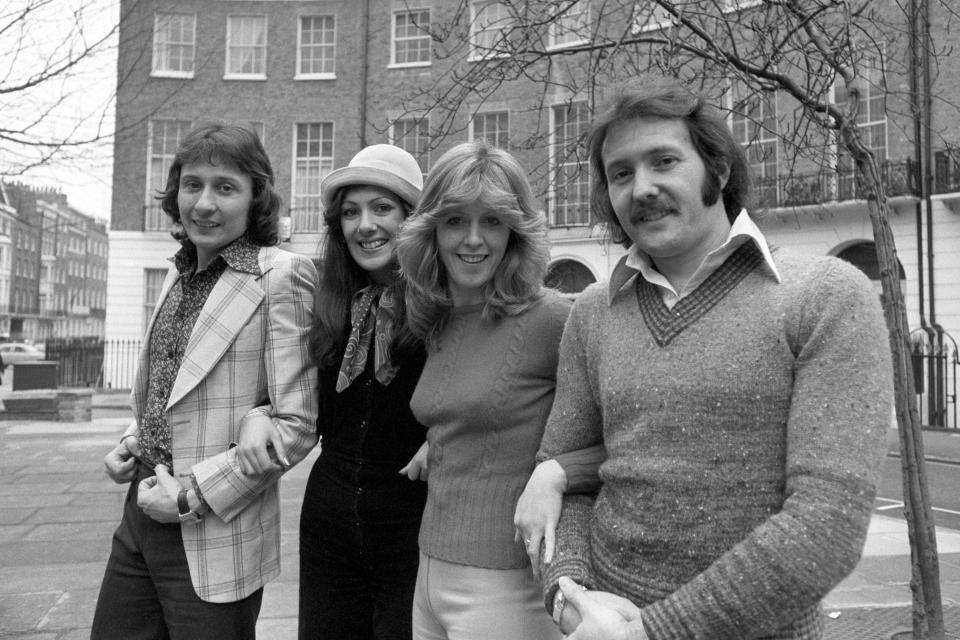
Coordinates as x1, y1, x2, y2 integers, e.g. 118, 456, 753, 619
177, 489, 203, 524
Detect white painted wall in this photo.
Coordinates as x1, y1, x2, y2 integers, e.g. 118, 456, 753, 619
548, 232, 628, 284
104, 231, 180, 389
757, 199, 960, 345
106, 231, 181, 342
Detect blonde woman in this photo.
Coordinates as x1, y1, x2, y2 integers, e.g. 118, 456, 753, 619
396, 141, 569, 640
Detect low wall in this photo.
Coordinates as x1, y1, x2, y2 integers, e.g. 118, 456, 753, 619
0, 389, 93, 422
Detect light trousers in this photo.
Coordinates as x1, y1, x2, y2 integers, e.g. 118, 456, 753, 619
412, 552, 562, 640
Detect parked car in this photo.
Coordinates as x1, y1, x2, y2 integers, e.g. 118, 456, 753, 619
0, 342, 46, 365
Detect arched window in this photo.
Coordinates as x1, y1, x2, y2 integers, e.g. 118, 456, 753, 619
835, 241, 905, 281
545, 259, 596, 295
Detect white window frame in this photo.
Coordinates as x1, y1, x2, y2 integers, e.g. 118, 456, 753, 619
145, 119, 191, 232
724, 0, 763, 11
297, 15, 336, 80
151, 12, 195, 78
833, 65, 888, 201
470, 110, 510, 148
631, 1, 679, 34
143, 268, 168, 333
730, 81, 779, 203
225, 15, 268, 80
291, 122, 335, 234
390, 117, 431, 175
390, 9, 432, 68
548, 0, 590, 50
469, 1, 515, 61
549, 100, 591, 227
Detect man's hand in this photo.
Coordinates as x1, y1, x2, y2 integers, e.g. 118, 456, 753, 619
399, 441, 429, 481
236, 411, 287, 475
513, 459, 566, 580
103, 436, 139, 484
136, 464, 182, 523
558, 577, 645, 640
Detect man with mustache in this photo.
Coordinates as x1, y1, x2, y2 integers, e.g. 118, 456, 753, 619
533, 77, 894, 639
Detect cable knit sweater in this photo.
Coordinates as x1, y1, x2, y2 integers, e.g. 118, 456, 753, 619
540, 244, 893, 639
411, 290, 572, 569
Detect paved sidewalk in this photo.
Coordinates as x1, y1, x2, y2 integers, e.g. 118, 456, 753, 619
1, 400, 959, 639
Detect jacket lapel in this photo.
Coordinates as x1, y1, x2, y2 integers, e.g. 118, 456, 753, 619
166, 267, 265, 409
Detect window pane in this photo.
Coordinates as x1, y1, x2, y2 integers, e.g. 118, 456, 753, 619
551, 102, 590, 226
551, 0, 590, 47
393, 10, 431, 65
731, 82, 778, 186
391, 118, 430, 174
153, 13, 195, 74
227, 16, 267, 75
143, 268, 168, 332
299, 15, 335, 75
293, 123, 334, 233
471, 1, 514, 57
472, 111, 509, 148
147, 119, 191, 231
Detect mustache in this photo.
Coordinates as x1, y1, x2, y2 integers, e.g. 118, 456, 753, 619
628, 199, 675, 223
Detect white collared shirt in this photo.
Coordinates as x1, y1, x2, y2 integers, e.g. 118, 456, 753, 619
607, 210, 782, 309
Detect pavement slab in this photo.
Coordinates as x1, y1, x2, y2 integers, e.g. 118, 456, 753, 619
823, 605, 960, 639
2, 400, 960, 639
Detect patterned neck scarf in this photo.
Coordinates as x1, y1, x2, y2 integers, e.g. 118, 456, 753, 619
336, 285, 400, 392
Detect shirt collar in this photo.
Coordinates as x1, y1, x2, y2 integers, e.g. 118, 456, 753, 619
171, 236, 262, 276
607, 210, 781, 305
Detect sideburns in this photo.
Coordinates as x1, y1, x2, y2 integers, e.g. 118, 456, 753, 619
701, 171, 722, 207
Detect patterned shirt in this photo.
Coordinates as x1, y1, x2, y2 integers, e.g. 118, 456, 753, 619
138, 237, 262, 469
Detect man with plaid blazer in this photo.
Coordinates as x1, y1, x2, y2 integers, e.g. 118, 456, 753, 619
91, 125, 319, 640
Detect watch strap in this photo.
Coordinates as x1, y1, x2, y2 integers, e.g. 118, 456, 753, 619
177, 489, 202, 523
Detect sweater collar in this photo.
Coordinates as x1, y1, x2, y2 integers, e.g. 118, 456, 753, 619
607, 210, 781, 306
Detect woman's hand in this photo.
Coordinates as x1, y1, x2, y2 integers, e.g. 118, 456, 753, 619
400, 441, 429, 481
514, 459, 567, 580
236, 411, 287, 475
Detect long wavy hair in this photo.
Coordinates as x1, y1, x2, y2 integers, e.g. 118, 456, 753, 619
159, 123, 281, 245
396, 140, 550, 344
588, 76, 751, 247
309, 186, 423, 370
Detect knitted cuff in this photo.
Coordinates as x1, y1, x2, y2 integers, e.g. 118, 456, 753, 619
541, 493, 596, 612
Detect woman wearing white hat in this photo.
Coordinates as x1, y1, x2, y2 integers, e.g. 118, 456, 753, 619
240, 144, 427, 640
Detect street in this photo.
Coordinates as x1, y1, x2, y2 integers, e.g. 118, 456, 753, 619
2, 400, 960, 638
878, 454, 960, 531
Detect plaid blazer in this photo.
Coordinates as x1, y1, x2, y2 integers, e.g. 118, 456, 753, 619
129, 245, 319, 603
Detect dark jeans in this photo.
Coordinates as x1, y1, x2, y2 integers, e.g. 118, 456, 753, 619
298, 459, 425, 640
90, 463, 263, 640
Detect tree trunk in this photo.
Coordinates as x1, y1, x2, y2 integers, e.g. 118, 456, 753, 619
842, 124, 945, 639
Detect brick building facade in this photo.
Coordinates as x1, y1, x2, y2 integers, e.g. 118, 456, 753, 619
108, 1, 960, 427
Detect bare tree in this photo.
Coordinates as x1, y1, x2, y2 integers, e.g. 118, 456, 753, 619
0, 0, 122, 177
390, 0, 957, 637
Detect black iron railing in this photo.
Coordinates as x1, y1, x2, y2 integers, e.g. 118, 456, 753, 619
934, 147, 960, 194
42, 338, 142, 390
911, 329, 959, 430
753, 160, 919, 210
